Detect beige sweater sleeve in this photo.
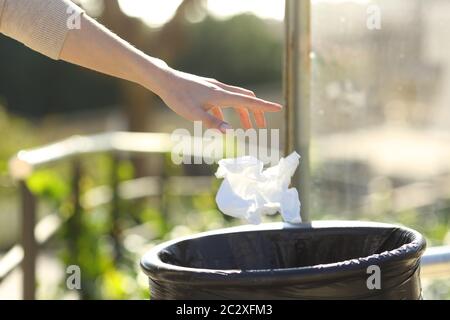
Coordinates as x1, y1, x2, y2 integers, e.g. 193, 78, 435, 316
0, 0, 84, 60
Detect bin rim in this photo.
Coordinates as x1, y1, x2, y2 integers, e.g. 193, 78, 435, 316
140, 220, 426, 287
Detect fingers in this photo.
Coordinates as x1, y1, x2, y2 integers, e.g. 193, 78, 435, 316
253, 110, 267, 128
215, 91, 282, 113
211, 105, 256, 130
209, 81, 265, 128
197, 110, 231, 133
211, 107, 224, 121
236, 108, 253, 130
202, 78, 280, 129
207, 79, 282, 113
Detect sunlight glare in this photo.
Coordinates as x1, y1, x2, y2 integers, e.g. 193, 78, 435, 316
118, 0, 183, 28
117, 0, 373, 28
207, 0, 284, 21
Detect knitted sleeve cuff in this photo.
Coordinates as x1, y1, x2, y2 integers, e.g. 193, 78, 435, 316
0, 0, 84, 60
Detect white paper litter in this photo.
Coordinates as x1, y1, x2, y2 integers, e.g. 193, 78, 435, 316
215, 152, 302, 224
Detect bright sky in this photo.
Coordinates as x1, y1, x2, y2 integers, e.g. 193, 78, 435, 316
117, 0, 371, 28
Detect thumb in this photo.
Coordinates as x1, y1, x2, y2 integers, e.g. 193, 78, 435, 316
199, 111, 232, 133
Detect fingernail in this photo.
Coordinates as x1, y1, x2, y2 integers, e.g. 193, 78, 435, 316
219, 123, 232, 133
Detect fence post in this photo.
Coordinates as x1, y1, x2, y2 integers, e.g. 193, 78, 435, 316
68, 159, 82, 266
111, 153, 122, 262
20, 180, 36, 300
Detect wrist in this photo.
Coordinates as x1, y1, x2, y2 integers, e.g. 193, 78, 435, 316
132, 55, 174, 96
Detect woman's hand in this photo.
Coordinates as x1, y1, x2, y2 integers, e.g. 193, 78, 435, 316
156, 69, 283, 133
59, 13, 282, 132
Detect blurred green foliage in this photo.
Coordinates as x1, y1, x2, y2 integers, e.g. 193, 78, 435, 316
0, 107, 37, 174
175, 14, 282, 86
27, 170, 70, 204
8, 149, 220, 299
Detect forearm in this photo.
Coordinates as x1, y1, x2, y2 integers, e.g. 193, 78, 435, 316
60, 14, 170, 94
0, 0, 169, 94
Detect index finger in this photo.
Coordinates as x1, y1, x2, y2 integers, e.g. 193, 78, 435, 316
215, 91, 283, 113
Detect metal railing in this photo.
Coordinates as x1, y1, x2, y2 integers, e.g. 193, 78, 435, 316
421, 245, 450, 279
3, 132, 220, 299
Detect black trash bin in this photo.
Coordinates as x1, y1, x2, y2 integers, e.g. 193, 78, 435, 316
140, 221, 426, 300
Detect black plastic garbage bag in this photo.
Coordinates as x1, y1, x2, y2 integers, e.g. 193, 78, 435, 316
140, 221, 426, 300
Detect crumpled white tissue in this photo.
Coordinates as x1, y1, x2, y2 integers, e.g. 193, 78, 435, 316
215, 152, 301, 224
